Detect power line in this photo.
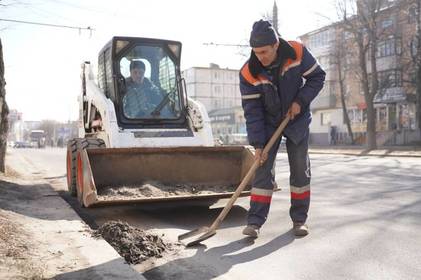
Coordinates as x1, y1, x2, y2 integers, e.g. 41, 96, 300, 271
203, 42, 249, 48
0, 18, 94, 32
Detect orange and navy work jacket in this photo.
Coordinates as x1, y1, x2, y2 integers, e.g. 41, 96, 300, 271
239, 38, 325, 148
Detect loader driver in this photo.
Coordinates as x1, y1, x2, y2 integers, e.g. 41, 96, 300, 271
123, 60, 161, 118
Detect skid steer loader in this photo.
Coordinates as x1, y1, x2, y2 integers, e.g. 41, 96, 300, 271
66, 36, 255, 207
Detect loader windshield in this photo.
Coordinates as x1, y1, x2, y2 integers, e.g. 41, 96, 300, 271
119, 45, 182, 120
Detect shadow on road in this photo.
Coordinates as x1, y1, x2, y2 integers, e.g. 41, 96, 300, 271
144, 230, 295, 280
0, 178, 77, 221
51, 258, 143, 280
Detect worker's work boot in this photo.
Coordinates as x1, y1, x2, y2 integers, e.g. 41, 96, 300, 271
293, 222, 309, 237
242, 224, 260, 238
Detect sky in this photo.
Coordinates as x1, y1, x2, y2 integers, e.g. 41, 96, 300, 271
0, 0, 338, 122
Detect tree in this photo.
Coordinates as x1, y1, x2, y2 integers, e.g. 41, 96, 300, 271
408, 0, 421, 134
0, 38, 9, 172
39, 119, 57, 141
337, 0, 392, 150
333, 28, 355, 144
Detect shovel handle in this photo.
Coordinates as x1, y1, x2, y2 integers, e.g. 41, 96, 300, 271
209, 116, 290, 231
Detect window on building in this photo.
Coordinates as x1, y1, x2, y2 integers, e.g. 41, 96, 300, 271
408, 6, 417, 24
377, 107, 387, 122
348, 109, 365, 123
359, 82, 365, 95
396, 38, 402, 55
344, 31, 353, 40
213, 71, 219, 80
321, 112, 331, 125
375, 37, 401, 58
376, 40, 392, 57
399, 104, 410, 129
409, 71, 416, 84
378, 69, 402, 88
309, 30, 329, 49
411, 37, 418, 57
347, 109, 355, 123
381, 19, 393, 29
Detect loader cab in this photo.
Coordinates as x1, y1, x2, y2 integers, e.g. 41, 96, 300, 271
98, 37, 187, 129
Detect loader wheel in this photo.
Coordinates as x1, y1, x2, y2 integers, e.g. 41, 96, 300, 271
66, 139, 78, 196
76, 152, 84, 205
79, 138, 106, 150
75, 138, 106, 206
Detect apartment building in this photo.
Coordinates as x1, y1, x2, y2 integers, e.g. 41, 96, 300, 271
182, 64, 246, 142
300, 0, 420, 145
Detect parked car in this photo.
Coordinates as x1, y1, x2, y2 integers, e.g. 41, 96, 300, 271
13, 141, 31, 148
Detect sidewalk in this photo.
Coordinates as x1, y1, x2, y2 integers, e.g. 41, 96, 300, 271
308, 145, 421, 157
1, 152, 146, 280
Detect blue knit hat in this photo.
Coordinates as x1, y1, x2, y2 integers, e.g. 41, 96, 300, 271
249, 20, 278, 48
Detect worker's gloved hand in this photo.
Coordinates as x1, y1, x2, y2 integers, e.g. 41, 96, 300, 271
287, 102, 301, 120
255, 148, 268, 166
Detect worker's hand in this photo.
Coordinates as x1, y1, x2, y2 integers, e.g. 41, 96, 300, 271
255, 148, 268, 166
287, 102, 301, 120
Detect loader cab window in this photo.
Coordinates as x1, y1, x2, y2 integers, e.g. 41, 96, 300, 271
119, 45, 182, 120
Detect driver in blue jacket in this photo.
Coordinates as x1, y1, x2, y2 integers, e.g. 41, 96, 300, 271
240, 20, 326, 237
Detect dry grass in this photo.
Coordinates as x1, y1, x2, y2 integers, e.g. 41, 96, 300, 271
5, 165, 22, 179
0, 211, 45, 279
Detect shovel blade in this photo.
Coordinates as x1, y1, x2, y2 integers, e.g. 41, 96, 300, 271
178, 227, 217, 247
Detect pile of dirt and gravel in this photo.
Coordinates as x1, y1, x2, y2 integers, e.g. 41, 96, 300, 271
98, 181, 245, 200
94, 221, 173, 264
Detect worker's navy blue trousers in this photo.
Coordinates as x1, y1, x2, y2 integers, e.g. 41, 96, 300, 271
248, 131, 311, 226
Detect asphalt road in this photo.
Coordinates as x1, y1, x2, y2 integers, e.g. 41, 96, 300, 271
8, 147, 421, 280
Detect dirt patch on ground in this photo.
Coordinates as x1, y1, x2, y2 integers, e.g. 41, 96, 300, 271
98, 181, 249, 200
0, 210, 45, 280
5, 165, 22, 179
94, 221, 175, 265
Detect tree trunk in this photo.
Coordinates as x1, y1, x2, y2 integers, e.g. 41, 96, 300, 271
368, 30, 379, 149
0, 38, 9, 173
337, 56, 354, 144
358, 37, 377, 150
366, 98, 377, 149
417, 64, 421, 137
416, 0, 421, 133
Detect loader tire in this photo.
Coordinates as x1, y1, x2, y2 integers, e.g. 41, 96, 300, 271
66, 139, 79, 196
75, 138, 106, 206
78, 138, 106, 150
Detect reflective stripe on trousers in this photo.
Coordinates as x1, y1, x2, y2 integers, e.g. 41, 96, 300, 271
247, 131, 311, 226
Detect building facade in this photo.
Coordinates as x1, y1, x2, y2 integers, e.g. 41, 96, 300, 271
183, 65, 247, 143
300, 0, 420, 145
183, 64, 242, 112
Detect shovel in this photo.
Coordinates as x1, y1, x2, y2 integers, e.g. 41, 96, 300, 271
178, 116, 290, 246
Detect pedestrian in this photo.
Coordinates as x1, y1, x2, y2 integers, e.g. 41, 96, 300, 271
239, 20, 326, 237
330, 126, 337, 145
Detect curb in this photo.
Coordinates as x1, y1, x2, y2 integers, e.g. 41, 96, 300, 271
308, 149, 421, 158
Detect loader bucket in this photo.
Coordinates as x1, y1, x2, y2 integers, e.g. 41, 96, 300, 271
77, 146, 255, 207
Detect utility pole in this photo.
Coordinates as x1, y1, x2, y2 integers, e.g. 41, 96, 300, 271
273, 1, 279, 34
